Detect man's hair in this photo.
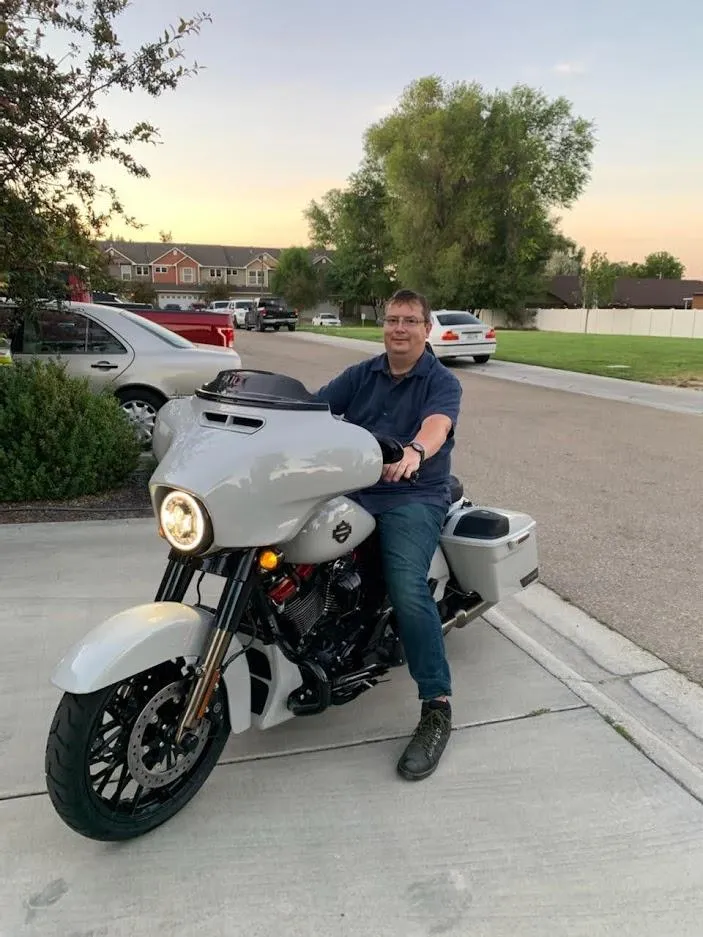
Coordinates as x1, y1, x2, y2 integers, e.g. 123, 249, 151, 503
385, 288, 431, 324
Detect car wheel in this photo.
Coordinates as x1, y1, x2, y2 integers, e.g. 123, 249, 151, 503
117, 388, 166, 447
273, 325, 280, 332
473, 355, 491, 364
287, 325, 296, 332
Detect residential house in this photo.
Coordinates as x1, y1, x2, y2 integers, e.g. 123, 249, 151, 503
538, 275, 703, 310
100, 241, 334, 308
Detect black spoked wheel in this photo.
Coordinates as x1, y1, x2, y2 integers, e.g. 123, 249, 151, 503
45, 661, 230, 841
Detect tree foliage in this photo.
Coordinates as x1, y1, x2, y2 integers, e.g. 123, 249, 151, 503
580, 251, 618, 309
0, 0, 209, 307
129, 282, 158, 305
362, 76, 595, 322
306, 159, 396, 318
637, 251, 684, 279
202, 281, 231, 304
269, 247, 321, 311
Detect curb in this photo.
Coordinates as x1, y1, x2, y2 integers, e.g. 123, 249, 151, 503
486, 584, 703, 802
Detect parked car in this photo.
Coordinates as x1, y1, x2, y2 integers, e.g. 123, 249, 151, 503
163, 303, 182, 311
231, 300, 253, 328
428, 310, 496, 363
312, 311, 342, 327
93, 300, 236, 350
245, 297, 298, 332
2, 301, 242, 445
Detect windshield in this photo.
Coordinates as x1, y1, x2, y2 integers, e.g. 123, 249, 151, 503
117, 309, 194, 348
198, 369, 328, 411
435, 312, 483, 326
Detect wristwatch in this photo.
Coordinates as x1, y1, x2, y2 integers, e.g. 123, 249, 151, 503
409, 441, 425, 465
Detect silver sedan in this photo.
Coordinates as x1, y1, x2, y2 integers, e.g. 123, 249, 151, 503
10, 301, 242, 444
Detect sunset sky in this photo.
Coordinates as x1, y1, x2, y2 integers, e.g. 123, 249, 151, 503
98, 0, 702, 276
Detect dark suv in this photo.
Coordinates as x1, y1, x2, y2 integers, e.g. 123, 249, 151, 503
245, 297, 297, 332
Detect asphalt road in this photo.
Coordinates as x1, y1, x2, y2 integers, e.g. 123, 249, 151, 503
233, 329, 703, 683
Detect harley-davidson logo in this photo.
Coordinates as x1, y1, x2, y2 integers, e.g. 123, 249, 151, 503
332, 520, 352, 544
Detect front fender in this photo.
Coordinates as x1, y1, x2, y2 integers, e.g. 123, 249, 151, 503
51, 601, 252, 734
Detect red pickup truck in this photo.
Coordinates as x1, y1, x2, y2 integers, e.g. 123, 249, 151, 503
94, 301, 236, 350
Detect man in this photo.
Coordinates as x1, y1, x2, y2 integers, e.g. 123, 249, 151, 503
315, 288, 462, 780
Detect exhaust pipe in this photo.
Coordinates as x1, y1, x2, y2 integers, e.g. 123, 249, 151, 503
441, 600, 493, 636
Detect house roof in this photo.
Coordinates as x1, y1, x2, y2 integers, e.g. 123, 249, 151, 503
100, 241, 333, 268
545, 276, 703, 309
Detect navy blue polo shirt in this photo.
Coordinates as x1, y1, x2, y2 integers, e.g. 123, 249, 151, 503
315, 350, 462, 514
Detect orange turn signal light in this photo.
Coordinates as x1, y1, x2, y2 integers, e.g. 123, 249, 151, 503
258, 549, 283, 572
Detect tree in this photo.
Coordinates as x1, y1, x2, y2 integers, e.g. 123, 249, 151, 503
580, 251, 618, 309
637, 251, 685, 279
269, 247, 321, 311
0, 1, 209, 308
364, 76, 595, 323
130, 282, 158, 305
306, 158, 397, 320
202, 282, 231, 304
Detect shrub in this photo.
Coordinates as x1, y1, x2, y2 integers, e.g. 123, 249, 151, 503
0, 359, 140, 502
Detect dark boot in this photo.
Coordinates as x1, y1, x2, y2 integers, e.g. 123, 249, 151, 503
397, 700, 452, 781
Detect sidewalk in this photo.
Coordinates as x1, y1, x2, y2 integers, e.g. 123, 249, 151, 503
292, 331, 703, 415
2, 519, 703, 936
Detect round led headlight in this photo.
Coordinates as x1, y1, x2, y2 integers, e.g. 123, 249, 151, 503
159, 490, 210, 553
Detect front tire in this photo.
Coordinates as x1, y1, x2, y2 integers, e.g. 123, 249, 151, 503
287, 325, 296, 332
45, 661, 230, 841
473, 355, 490, 364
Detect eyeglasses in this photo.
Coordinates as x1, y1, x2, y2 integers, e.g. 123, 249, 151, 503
382, 316, 426, 328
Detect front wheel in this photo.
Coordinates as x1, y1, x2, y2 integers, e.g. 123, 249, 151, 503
473, 355, 491, 364
287, 325, 296, 332
45, 661, 230, 841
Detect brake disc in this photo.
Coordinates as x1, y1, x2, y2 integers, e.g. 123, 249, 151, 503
126, 679, 210, 788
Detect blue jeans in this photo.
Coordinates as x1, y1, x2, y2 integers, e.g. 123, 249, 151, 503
375, 503, 452, 701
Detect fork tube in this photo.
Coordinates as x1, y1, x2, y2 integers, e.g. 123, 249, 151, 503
175, 549, 258, 742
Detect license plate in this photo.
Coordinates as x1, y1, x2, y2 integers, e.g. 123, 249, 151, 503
462, 331, 480, 339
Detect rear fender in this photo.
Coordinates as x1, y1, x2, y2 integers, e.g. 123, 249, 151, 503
50, 601, 252, 734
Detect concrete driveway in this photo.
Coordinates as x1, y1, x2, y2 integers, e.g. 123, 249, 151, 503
3, 519, 703, 936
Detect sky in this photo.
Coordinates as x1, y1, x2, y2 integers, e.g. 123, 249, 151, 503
94, 0, 702, 276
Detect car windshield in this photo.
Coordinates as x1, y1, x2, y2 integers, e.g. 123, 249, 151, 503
116, 309, 194, 348
435, 312, 483, 326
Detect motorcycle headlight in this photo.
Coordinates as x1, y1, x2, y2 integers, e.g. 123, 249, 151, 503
159, 490, 211, 554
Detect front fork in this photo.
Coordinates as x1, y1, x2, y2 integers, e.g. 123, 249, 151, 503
155, 549, 258, 746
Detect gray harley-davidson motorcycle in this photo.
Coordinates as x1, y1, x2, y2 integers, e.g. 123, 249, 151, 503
45, 369, 539, 841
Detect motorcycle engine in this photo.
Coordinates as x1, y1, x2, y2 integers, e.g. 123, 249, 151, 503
267, 556, 361, 647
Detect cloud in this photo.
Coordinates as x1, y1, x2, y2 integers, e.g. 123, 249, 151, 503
553, 61, 586, 75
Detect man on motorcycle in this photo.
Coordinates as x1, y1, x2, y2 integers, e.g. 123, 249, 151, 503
315, 289, 462, 780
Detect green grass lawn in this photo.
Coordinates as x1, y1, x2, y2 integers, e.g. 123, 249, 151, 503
299, 326, 703, 386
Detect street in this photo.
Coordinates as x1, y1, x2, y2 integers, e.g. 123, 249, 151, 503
235, 330, 703, 682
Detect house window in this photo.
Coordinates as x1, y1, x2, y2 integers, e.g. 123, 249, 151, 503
154, 266, 168, 274
226, 268, 238, 276
181, 267, 194, 283
247, 269, 264, 286
208, 268, 222, 278
120, 265, 132, 280
135, 265, 150, 277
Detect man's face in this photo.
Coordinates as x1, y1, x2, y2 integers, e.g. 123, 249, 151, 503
382, 301, 431, 360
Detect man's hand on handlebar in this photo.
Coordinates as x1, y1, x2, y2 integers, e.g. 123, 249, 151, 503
382, 446, 421, 484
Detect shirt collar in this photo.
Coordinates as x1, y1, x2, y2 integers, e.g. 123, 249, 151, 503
371, 348, 434, 378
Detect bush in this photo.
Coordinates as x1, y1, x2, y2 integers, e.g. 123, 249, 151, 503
0, 359, 141, 502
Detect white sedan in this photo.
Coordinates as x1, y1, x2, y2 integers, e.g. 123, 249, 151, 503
428, 310, 496, 362
312, 312, 342, 327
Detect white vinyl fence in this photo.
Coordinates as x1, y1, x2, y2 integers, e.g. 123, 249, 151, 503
479, 307, 703, 339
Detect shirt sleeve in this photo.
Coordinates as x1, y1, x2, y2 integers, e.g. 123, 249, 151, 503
314, 365, 358, 416
420, 369, 462, 431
